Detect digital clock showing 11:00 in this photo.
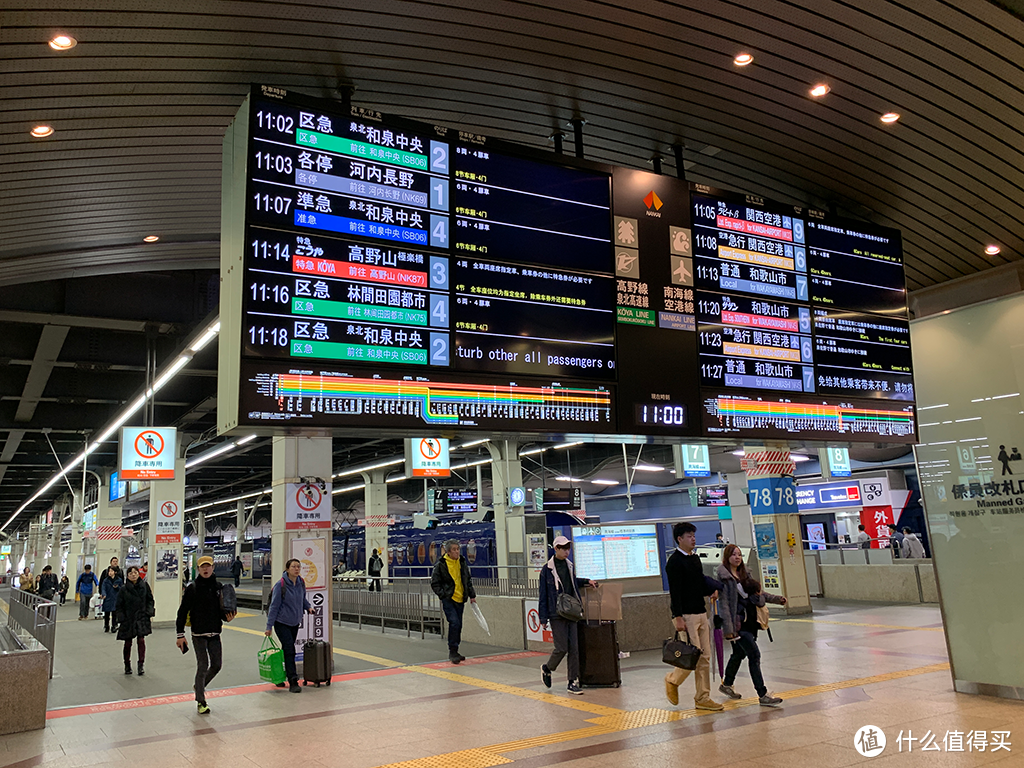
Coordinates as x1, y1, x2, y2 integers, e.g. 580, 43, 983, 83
635, 403, 687, 426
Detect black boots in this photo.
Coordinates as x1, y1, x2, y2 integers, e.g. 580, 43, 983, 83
137, 661, 145, 676
124, 662, 132, 675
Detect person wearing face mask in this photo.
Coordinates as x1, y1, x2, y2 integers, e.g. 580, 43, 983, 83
538, 536, 597, 695
716, 544, 786, 707
175, 555, 236, 714
264, 558, 314, 693
116, 566, 154, 675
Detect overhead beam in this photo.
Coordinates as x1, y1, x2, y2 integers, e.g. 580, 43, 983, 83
0, 309, 177, 334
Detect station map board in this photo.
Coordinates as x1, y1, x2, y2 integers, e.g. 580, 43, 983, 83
219, 85, 916, 444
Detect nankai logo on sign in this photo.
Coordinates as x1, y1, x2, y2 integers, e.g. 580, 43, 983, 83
643, 190, 664, 217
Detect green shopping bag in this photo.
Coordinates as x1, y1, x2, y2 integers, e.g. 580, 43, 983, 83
258, 635, 287, 685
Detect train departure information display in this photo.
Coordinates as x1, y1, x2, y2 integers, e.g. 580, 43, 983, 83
691, 184, 914, 443
220, 86, 914, 444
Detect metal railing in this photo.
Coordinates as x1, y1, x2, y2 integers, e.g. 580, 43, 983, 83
329, 566, 541, 638
332, 578, 442, 638
6, 588, 57, 678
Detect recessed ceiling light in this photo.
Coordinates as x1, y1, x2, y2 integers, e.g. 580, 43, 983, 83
809, 84, 830, 98
985, 244, 1001, 256
880, 112, 900, 124
143, 235, 160, 243
30, 125, 54, 138
733, 53, 754, 67
49, 35, 77, 51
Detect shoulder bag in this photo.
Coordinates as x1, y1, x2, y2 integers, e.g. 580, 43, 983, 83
555, 591, 584, 622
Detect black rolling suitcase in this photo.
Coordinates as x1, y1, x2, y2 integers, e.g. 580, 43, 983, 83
301, 615, 333, 687
578, 620, 621, 688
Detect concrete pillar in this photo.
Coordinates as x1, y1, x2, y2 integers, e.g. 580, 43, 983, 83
270, 436, 333, 577
94, 480, 122, 578
147, 457, 186, 628
726, 471, 755, 549
360, 469, 389, 585
485, 440, 524, 574
740, 445, 811, 615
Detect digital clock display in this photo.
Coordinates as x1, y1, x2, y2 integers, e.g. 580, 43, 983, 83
634, 403, 687, 427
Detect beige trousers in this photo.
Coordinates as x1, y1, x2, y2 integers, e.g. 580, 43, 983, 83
664, 612, 711, 703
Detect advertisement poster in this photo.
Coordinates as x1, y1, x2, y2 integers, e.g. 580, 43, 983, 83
291, 537, 329, 660
754, 522, 779, 560
241, 551, 253, 577
761, 561, 781, 593
155, 549, 179, 581
527, 534, 548, 568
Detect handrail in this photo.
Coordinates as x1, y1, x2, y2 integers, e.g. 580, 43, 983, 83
5, 588, 57, 678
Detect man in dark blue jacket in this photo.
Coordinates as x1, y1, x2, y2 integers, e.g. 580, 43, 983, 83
264, 558, 313, 692
75, 565, 99, 620
538, 536, 596, 695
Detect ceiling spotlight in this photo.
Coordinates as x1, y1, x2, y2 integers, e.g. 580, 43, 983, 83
985, 244, 1001, 256
143, 235, 160, 242
809, 84, 830, 98
49, 35, 77, 51
30, 125, 54, 138
880, 112, 900, 124
733, 53, 754, 67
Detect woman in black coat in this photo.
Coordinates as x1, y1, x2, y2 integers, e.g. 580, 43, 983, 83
115, 566, 154, 676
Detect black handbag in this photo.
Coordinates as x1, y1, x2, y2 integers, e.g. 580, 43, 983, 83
556, 592, 584, 622
662, 631, 702, 670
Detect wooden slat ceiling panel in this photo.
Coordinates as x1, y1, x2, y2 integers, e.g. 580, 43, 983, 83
0, 0, 1021, 293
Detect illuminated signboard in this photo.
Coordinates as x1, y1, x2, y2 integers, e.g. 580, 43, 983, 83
218, 86, 914, 445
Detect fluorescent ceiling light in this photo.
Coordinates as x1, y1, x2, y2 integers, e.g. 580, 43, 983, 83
633, 464, 663, 471
591, 479, 619, 485
555, 476, 580, 482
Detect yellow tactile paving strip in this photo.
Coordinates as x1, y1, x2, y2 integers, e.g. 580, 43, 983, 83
370, 662, 951, 768
785, 618, 945, 632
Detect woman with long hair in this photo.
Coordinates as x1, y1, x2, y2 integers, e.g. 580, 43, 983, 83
716, 544, 786, 707
116, 565, 154, 675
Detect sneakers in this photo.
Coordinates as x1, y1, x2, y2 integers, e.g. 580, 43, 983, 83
719, 684, 742, 700
197, 703, 211, 715
664, 679, 679, 706
695, 698, 725, 711
289, 681, 302, 693
541, 664, 552, 689
759, 694, 783, 708
566, 680, 583, 695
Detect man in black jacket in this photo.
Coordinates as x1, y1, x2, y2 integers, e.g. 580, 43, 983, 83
230, 556, 243, 587
367, 548, 383, 592
664, 522, 724, 711
430, 540, 476, 664
176, 556, 235, 714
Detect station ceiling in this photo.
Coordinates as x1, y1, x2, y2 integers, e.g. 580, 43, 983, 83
1, 1, 1020, 531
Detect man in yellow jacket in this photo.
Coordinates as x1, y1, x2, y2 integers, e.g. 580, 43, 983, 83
430, 539, 476, 664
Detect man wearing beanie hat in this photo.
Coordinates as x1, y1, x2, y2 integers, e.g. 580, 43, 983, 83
176, 555, 235, 714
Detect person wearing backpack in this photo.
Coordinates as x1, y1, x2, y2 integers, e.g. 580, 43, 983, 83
537, 536, 596, 695
264, 558, 314, 693
367, 549, 384, 592
716, 544, 787, 707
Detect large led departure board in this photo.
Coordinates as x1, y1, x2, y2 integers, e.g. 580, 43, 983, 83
218, 86, 915, 444
690, 183, 915, 443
